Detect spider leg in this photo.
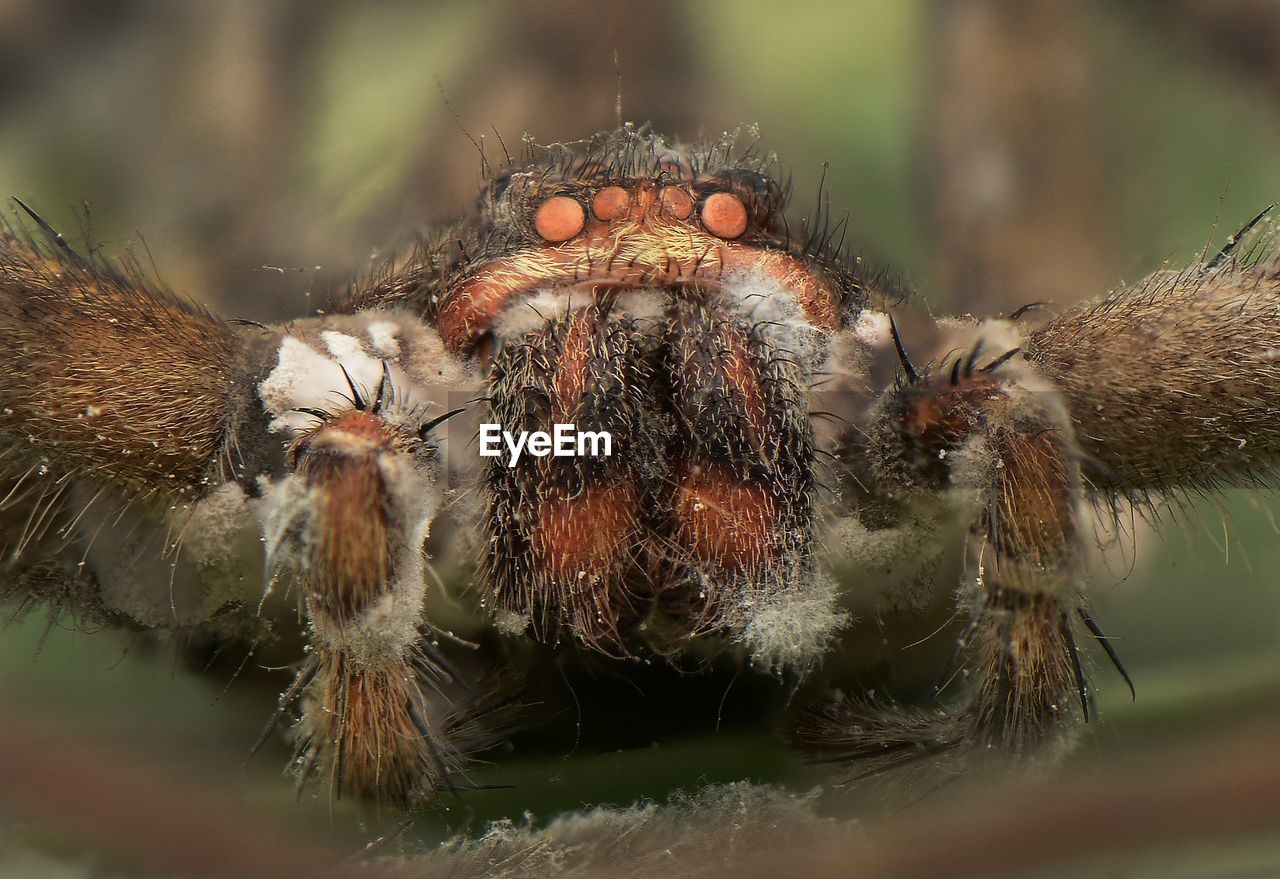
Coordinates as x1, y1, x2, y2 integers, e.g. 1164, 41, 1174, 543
809, 338, 1103, 770
966, 386, 1091, 756
263, 403, 495, 805
1025, 242, 1280, 496
0, 214, 285, 634
811, 224, 1280, 773
0, 215, 268, 497
4, 210, 498, 803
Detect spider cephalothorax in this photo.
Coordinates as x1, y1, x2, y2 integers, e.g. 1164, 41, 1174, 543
417, 127, 865, 660
3, 125, 1280, 807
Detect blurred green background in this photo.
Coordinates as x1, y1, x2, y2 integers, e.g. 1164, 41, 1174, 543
3, 1, 1280, 876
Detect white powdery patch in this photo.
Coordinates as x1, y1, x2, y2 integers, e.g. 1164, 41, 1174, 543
259, 474, 316, 586
494, 286, 677, 337
258, 337, 352, 433
491, 608, 532, 638
853, 309, 891, 347
387, 312, 477, 391
935, 316, 1026, 373
176, 481, 266, 607
423, 782, 837, 879
83, 481, 263, 629
944, 433, 997, 497
491, 288, 579, 339
364, 320, 402, 358
823, 507, 956, 613
183, 481, 255, 553
828, 515, 926, 573
257, 334, 409, 434
320, 329, 375, 364
258, 311, 475, 436
614, 289, 670, 324
972, 318, 1025, 364
735, 571, 848, 674
814, 321, 875, 404
720, 267, 829, 369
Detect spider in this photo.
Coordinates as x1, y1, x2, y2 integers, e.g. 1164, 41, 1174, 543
1, 124, 1277, 807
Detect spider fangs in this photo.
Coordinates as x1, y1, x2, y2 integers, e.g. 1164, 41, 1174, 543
3, 126, 1279, 805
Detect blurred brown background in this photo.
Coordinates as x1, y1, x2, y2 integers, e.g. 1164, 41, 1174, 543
7, 0, 1279, 324
3, 1, 1280, 876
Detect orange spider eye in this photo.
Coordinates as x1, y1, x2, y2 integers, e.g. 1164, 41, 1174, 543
534, 196, 586, 242
659, 186, 692, 220
592, 186, 630, 221
700, 192, 748, 239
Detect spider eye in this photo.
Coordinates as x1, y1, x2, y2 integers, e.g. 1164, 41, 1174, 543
591, 186, 630, 221
534, 196, 586, 242
659, 186, 693, 220
700, 191, 749, 239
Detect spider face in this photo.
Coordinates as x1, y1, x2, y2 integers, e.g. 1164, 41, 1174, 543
427, 131, 858, 658
434, 148, 842, 360
4, 124, 1279, 809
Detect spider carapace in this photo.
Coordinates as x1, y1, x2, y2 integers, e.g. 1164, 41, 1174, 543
2, 125, 1278, 805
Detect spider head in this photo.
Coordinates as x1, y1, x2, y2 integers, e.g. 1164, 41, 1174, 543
434, 128, 847, 360
414, 128, 861, 663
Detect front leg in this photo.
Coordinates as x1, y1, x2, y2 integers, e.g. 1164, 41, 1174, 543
803, 330, 1109, 771
953, 375, 1089, 755
897, 348, 1099, 753
0, 214, 493, 803
259, 370, 482, 805
0, 215, 284, 629
809, 224, 1280, 773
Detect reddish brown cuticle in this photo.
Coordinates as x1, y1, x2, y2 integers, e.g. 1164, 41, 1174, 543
701, 192, 748, 239
535, 484, 637, 580
659, 186, 693, 220
676, 467, 776, 569
534, 196, 586, 242
592, 186, 631, 221
435, 241, 843, 355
